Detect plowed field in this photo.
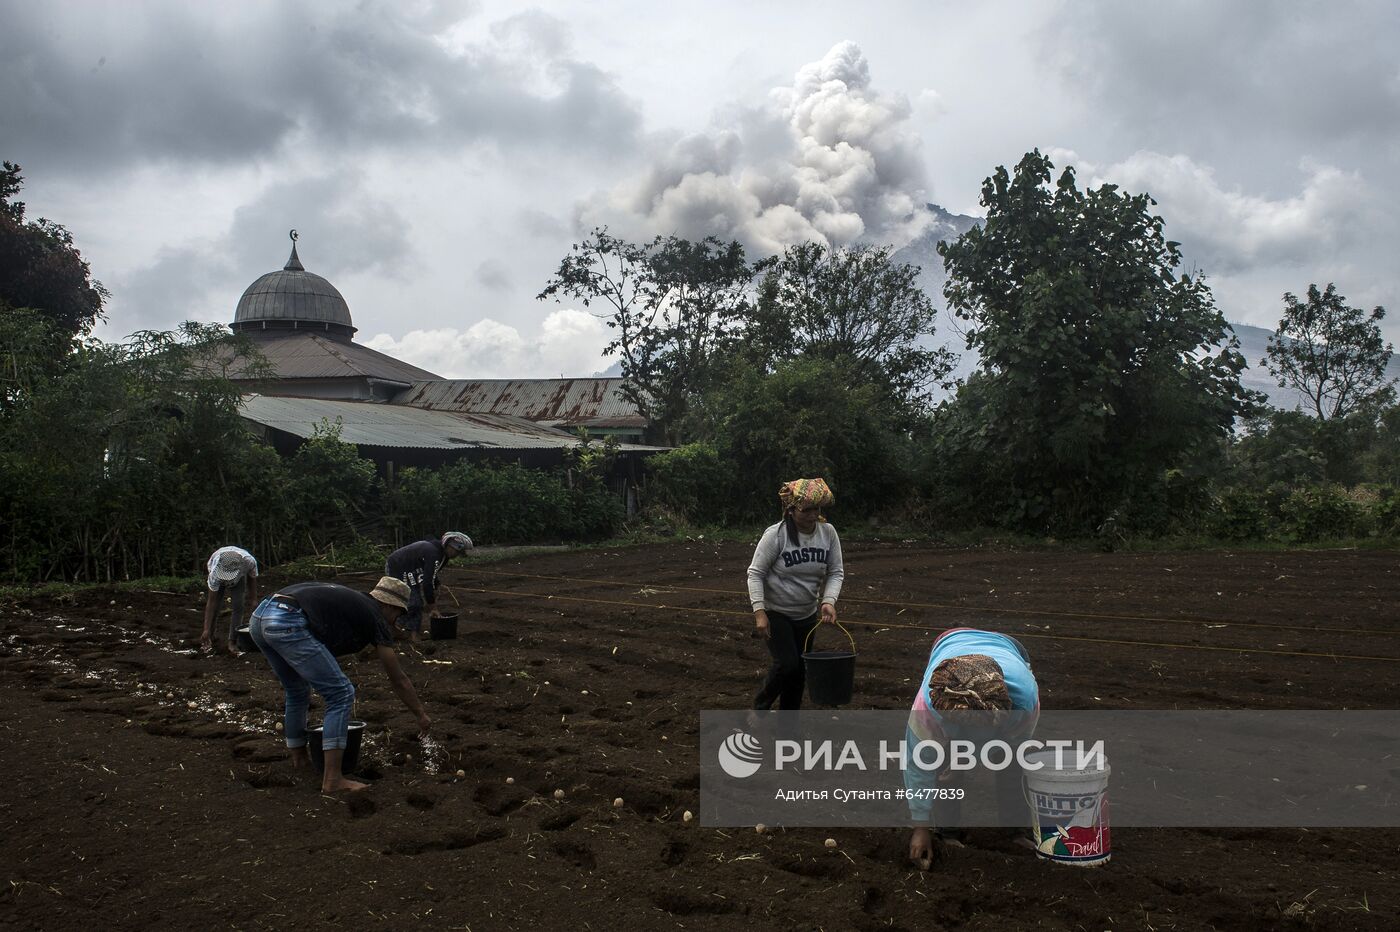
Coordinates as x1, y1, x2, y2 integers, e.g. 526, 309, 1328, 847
2, 541, 1397, 930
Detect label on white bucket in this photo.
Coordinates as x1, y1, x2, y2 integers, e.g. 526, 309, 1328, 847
1023, 751, 1111, 866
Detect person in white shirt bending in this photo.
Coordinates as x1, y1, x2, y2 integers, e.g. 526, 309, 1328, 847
746, 477, 845, 711
201, 545, 259, 656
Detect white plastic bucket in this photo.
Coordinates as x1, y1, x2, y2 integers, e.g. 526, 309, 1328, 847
1022, 749, 1111, 867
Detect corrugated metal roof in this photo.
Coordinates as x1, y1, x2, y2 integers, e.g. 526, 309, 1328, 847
393, 378, 646, 428
228, 331, 442, 383
238, 394, 666, 452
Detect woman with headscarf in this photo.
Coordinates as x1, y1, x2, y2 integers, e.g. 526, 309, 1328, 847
904, 627, 1040, 864
746, 478, 845, 712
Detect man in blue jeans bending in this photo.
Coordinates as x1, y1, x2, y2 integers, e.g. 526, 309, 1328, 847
249, 576, 431, 794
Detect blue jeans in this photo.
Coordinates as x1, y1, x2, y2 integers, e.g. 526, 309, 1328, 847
249, 597, 355, 750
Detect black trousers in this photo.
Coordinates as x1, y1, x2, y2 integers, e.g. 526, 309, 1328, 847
753, 610, 819, 711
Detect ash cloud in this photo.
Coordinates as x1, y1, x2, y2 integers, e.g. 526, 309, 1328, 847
578, 41, 935, 255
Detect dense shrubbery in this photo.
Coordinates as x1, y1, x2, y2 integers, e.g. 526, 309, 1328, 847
384, 455, 623, 546
0, 318, 625, 583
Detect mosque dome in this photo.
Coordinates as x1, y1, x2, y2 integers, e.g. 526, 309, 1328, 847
232, 233, 355, 338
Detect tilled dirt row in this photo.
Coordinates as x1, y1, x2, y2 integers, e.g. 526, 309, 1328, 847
1, 541, 1398, 930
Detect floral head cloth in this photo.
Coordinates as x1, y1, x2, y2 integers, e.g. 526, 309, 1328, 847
778, 477, 834, 513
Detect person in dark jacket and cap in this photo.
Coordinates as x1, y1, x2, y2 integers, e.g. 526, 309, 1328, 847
385, 531, 473, 642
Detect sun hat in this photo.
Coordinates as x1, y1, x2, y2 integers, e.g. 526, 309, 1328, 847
441, 531, 473, 551
210, 547, 252, 583
369, 576, 411, 611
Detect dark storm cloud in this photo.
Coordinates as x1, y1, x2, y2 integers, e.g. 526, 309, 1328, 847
473, 259, 512, 292
0, 1, 642, 175
1044, 1, 1400, 169
111, 171, 412, 331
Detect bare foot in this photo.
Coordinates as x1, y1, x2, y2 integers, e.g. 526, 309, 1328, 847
322, 777, 370, 793
225, 646, 241, 658
289, 748, 311, 770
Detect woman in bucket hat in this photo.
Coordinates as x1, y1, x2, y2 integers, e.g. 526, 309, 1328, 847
745, 478, 845, 712
200, 545, 259, 656
249, 576, 431, 793
385, 531, 473, 643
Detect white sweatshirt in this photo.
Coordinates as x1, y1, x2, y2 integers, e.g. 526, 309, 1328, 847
746, 520, 845, 619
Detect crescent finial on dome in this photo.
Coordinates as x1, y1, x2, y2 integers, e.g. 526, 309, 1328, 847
285, 229, 304, 271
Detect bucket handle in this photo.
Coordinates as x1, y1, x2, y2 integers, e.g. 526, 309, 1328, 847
804, 618, 857, 655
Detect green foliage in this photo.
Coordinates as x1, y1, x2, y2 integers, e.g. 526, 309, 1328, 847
1277, 485, 1368, 542
1264, 283, 1395, 420
277, 536, 388, 579
538, 229, 757, 441
658, 355, 918, 523
644, 442, 731, 523
745, 242, 956, 421
1206, 488, 1273, 541
286, 419, 379, 549
935, 149, 1258, 533
1, 162, 108, 345
385, 456, 623, 546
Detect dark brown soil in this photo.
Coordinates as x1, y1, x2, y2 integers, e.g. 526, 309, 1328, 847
2, 541, 1398, 930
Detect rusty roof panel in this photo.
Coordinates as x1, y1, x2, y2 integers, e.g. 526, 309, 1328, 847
392, 378, 645, 427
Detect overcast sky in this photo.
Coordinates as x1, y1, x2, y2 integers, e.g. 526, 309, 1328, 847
4, 0, 1397, 378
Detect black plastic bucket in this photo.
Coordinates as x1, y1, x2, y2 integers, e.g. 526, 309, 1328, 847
307, 719, 366, 774
235, 626, 259, 653
802, 622, 857, 706
431, 612, 459, 640
803, 650, 856, 705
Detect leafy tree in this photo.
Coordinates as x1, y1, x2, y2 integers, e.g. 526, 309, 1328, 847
0, 320, 286, 580
539, 229, 756, 442
678, 355, 917, 521
745, 242, 956, 421
937, 149, 1257, 532
286, 419, 379, 551
1263, 283, 1394, 420
0, 162, 108, 344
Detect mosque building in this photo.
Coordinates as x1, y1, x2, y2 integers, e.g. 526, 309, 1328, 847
227, 235, 658, 490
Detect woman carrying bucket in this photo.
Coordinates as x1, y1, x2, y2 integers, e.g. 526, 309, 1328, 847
905, 628, 1039, 865
745, 477, 845, 712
